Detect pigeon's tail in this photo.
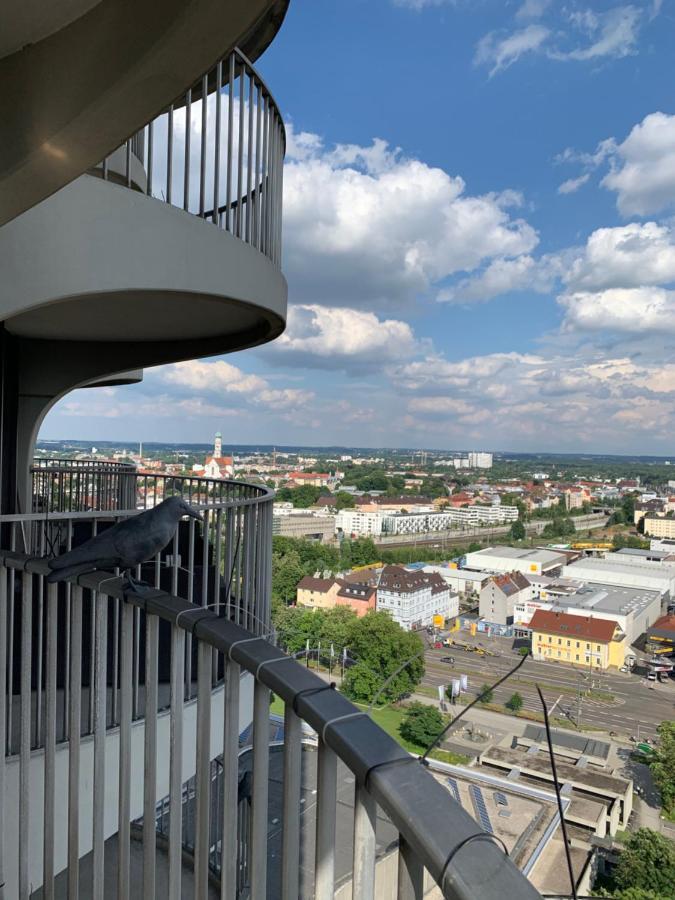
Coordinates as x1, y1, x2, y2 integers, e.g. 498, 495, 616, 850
46, 561, 101, 584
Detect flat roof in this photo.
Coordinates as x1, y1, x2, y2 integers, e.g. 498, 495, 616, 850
468, 546, 565, 564
562, 558, 674, 590
558, 581, 661, 617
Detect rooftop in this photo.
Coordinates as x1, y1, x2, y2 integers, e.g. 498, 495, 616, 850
468, 546, 566, 565
529, 609, 617, 642
557, 581, 661, 617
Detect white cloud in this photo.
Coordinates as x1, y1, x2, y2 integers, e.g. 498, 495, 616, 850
558, 173, 590, 194
602, 112, 675, 216
565, 222, 675, 292
475, 25, 550, 76
161, 359, 314, 410
283, 125, 538, 308
516, 0, 551, 20
559, 286, 675, 334
556, 6, 641, 61
439, 253, 563, 303
267, 304, 424, 369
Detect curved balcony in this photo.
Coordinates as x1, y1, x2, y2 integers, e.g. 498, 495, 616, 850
0, 550, 541, 900
0, 1, 290, 225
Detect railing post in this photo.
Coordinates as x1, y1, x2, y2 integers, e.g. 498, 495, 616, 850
397, 836, 424, 900
68, 585, 83, 900
281, 706, 302, 900
353, 784, 377, 899
250, 680, 270, 900
314, 739, 338, 900
0, 566, 6, 900
169, 625, 185, 900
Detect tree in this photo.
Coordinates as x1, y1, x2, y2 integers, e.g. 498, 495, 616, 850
509, 520, 526, 541
349, 537, 379, 568
478, 683, 493, 704
400, 703, 444, 748
650, 721, 675, 816
334, 491, 356, 510
505, 692, 523, 712
340, 661, 381, 704
271, 550, 306, 607
613, 829, 675, 897
342, 611, 425, 704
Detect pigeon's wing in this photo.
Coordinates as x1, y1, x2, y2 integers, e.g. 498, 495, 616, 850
46, 558, 120, 584
47, 529, 122, 571
112, 514, 171, 566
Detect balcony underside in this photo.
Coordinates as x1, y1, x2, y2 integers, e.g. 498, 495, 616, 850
0, 174, 287, 353
0, 0, 289, 225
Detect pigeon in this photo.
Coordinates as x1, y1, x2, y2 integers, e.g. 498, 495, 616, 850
46, 496, 202, 586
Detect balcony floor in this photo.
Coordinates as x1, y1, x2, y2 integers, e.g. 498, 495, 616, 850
30, 830, 220, 899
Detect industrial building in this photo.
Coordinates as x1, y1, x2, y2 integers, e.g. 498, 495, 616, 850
465, 546, 568, 577
272, 512, 335, 543
561, 557, 675, 597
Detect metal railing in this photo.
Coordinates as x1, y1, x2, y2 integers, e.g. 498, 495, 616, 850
96, 46, 285, 267
0, 551, 541, 900
0, 482, 273, 760
30, 458, 255, 515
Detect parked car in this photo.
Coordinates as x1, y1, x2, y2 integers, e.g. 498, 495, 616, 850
440, 656, 455, 664
647, 672, 657, 681
619, 666, 629, 673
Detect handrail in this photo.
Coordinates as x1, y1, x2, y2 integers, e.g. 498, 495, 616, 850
98, 45, 285, 267
0, 551, 542, 900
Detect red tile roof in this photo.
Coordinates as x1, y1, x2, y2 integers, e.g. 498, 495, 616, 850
529, 609, 617, 642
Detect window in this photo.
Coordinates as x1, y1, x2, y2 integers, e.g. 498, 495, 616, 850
586, 643, 590, 650
548, 636, 552, 643
576, 642, 580, 648
596, 644, 601, 652
585, 655, 590, 663
557, 638, 561, 645
575, 654, 579, 661
567, 640, 570, 646
557, 650, 561, 657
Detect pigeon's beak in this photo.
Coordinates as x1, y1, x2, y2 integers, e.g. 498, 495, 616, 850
186, 506, 203, 521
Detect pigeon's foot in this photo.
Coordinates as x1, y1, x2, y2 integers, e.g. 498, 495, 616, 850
121, 573, 155, 596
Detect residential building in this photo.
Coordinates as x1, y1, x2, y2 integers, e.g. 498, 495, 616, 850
465, 546, 568, 577
643, 513, 675, 539
563, 486, 589, 510
335, 508, 384, 538
562, 557, 675, 596
479, 572, 532, 626
468, 451, 493, 469
529, 610, 626, 670
380, 506, 517, 535
377, 565, 456, 630
296, 576, 377, 616
633, 498, 666, 526
287, 471, 334, 488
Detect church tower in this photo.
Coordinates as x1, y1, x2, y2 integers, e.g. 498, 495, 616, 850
214, 431, 222, 458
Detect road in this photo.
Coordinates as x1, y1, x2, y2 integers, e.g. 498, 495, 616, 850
423, 637, 675, 742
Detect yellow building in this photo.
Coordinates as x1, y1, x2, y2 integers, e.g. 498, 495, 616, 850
643, 514, 675, 539
296, 576, 341, 610
530, 609, 626, 670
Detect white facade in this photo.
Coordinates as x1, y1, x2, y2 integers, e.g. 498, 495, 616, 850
468, 451, 493, 469
561, 559, 675, 597
465, 546, 567, 576
421, 565, 488, 596
377, 583, 456, 630
335, 509, 384, 537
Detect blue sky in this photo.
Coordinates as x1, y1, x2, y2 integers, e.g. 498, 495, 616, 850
43, 0, 675, 453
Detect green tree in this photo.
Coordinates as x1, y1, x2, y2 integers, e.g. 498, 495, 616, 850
273, 606, 318, 655
334, 491, 356, 510
350, 537, 379, 568
650, 721, 675, 816
613, 829, 675, 896
342, 611, 425, 704
509, 520, 526, 540
505, 692, 523, 712
341, 661, 382, 704
271, 550, 306, 607
478, 683, 494, 704
400, 703, 444, 747
316, 606, 357, 652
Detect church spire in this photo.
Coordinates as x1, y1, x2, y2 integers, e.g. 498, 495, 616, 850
214, 431, 222, 458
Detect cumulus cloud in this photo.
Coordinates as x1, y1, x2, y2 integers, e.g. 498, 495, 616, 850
602, 112, 675, 216
565, 222, 675, 292
439, 253, 565, 303
559, 286, 675, 334
282, 125, 538, 308
161, 360, 314, 411
265, 304, 425, 370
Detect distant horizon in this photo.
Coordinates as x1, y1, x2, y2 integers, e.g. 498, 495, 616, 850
35, 438, 675, 463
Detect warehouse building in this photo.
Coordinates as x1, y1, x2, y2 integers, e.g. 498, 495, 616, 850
421, 565, 489, 597
465, 546, 568, 577
562, 557, 675, 597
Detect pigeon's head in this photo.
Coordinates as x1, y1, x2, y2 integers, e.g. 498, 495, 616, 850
165, 496, 203, 521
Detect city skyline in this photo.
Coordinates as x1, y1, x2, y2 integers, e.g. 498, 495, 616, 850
41, 0, 675, 453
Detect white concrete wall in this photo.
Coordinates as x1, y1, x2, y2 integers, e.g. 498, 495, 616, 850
3, 673, 254, 896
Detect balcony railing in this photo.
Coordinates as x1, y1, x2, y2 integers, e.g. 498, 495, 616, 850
0, 552, 541, 900
30, 458, 252, 515
94, 46, 285, 267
